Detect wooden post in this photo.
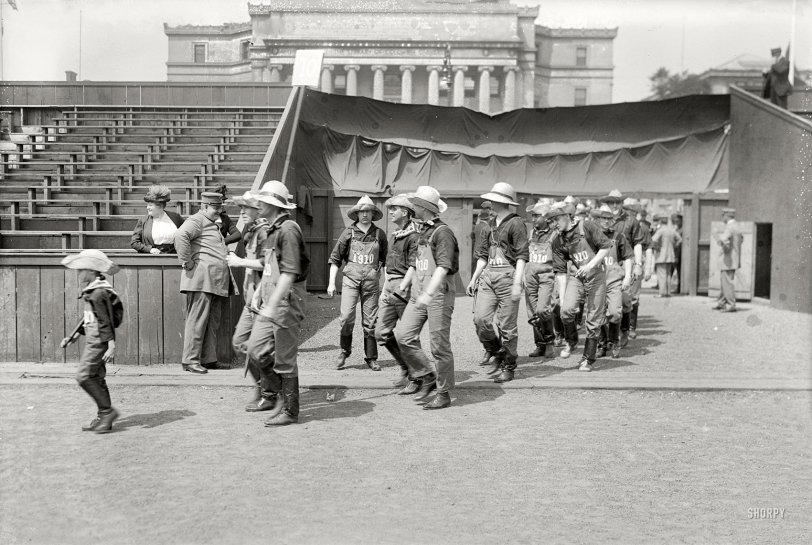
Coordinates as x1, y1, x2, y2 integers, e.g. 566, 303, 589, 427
281, 86, 305, 186
686, 193, 700, 296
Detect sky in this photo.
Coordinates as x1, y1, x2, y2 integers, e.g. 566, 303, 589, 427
0, 0, 809, 103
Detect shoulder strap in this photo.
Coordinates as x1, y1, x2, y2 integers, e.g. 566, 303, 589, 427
429, 223, 450, 244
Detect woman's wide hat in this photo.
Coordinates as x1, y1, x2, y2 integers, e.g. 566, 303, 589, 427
408, 186, 448, 215
61, 249, 120, 276
144, 184, 171, 204
254, 180, 297, 210
348, 195, 383, 222
480, 182, 520, 207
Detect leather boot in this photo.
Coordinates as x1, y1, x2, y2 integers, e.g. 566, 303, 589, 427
363, 335, 380, 370
423, 391, 451, 410
597, 325, 608, 358
398, 378, 421, 395
485, 349, 504, 376
577, 337, 599, 372
478, 351, 495, 366
560, 321, 578, 358
182, 363, 208, 374
620, 312, 630, 347
265, 376, 299, 426
414, 373, 437, 402
629, 304, 639, 339
248, 370, 283, 414
553, 305, 565, 345
78, 377, 112, 414
608, 322, 621, 358
494, 359, 516, 383
528, 344, 546, 357
93, 408, 120, 434
383, 339, 410, 386
336, 335, 352, 369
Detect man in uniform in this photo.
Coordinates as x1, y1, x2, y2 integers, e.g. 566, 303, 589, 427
590, 205, 633, 358
175, 191, 235, 374
714, 207, 742, 312
549, 204, 611, 372
467, 182, 528, 383
394, 186, 459, 410
227, 191, 271, 410
523, 199, 558, 359
246, 180, 310, 426
327, 195, 388, 371
375, 194, 419, 389
598, 190, 647, 347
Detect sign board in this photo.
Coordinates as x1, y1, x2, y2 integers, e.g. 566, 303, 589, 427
291, 50, 325, 87
708, 220, 755, 301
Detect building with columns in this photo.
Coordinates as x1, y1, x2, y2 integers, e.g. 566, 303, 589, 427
165, 0, 617, 111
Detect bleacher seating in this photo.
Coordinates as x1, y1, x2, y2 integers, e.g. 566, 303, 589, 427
0, 106, 280, 249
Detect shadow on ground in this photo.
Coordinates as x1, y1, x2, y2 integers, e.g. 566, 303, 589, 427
116, 410, 196, 431
299, 389, 379, 422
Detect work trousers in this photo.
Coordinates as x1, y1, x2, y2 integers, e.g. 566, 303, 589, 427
394, 280, 456, 393
76, 322, 112, 414
561, 269, 607, 340
374, 277, 410, 344
525, 269, 555, 345
655, 263, 674, 296
245, 285, 306, 379
339, 268, 380, 352
182, 291, 223, 365
605, 265, 624, 324
232, 306, 261, 384
473, 269, 519, 362
718, 269, 737, 309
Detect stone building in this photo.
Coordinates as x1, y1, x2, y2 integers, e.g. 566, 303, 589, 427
165, 0, 617, 111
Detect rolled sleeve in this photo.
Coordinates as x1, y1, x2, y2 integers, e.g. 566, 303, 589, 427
328, 229, 351, 267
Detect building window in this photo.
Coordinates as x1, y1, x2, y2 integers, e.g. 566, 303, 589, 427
576, 46, 587, 67
574, 87, 587, 106
240, 40, 250, 61
193, 43, 207, 64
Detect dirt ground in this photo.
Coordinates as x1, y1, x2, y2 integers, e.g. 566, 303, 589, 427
1, 384, 810, 545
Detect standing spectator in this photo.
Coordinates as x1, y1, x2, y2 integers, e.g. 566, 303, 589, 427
327, 195, 388, 371
227, 191, 272, 411
650, 214, 682, 298
671, 213, 683, 294
714, 208, 742, 312
59, 250, 122, 434
467, 182, 528, 383
130, 185, 184, 254
394, 186, 459, 409
175, 192, 235, 374
763, 47, 792, 109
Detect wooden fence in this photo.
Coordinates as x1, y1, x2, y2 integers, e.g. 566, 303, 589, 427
0, 253, 244, 365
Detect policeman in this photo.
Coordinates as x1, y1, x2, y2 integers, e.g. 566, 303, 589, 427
523, 199, 558, 359
549, 203, 611, 372
394, 186, 459, 410
590, 205, 633, 358
227, 191, 272, 411
467, 183, 528, 383
375, 194, 419, 388
327, 195, 388, 371
245, 180, 310, 426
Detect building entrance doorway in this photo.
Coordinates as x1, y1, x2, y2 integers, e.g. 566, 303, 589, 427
754, 223, 772, 299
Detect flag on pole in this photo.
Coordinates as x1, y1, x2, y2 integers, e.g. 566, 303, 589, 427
6, 0, 19, 11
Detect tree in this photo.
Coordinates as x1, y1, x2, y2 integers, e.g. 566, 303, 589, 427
649, 67, 709, 99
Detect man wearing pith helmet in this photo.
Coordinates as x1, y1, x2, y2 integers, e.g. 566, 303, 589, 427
523, 199, 558, 360
327, 195, 388, 371
394, 186, 459, 410
549, 203, 612, 372
375, 193, 419, 389
245, 180, 310, 426
467, 182, 529, 384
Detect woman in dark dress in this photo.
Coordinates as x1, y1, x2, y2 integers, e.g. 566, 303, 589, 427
130, 185, 184, 254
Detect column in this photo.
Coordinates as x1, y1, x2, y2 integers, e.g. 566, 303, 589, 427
503, 66, 518, 111
427, 65, 441, 106
478, 66, 493, 114
320, 64, 334, 93
522, 68, 535, 108
400, 65, 415, 104
268, 64, 283, 83
372, 65, 387, 100
345, 65, 360, 96
452, 66, 468, 107
250, 59, 268, 82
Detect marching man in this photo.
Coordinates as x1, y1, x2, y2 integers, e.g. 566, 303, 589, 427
523, 199, 558, 359
467, 182, 528, 384
394, 186, 459, 410
328, 196, 388, 371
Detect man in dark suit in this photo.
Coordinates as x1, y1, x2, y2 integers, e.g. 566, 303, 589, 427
763, 47, 792, 109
